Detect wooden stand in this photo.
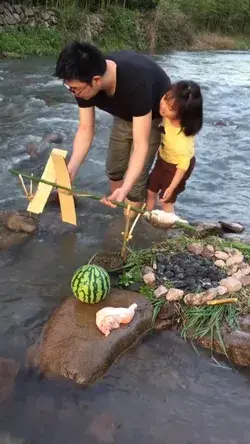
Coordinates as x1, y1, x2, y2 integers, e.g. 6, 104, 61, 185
27, 149, 77, 225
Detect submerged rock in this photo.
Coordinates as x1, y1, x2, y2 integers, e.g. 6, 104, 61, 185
27, 289, 153, 385
196, 222, 223, 237
5, 212, 37, 233
219, 220, 245, 234
0, 211, 38, 250
0, 357, 20, 404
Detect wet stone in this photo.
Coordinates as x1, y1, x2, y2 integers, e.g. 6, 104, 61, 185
27, 289, 153, 385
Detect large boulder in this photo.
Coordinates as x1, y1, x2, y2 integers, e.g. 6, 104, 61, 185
27, 289, 153, 384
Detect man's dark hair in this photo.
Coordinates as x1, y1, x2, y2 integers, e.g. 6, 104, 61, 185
54, 41, 107, 83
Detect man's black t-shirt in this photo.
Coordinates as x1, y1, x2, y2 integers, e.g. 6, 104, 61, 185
76, 50, 171, 122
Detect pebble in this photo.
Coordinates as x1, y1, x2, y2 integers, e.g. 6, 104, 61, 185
214, 259, 226, 268
214, 251, 229, 260
143, 272, 156, 287
216, 285, 228, 296
187, 243, 204, 255
143, 266, 154, 275
240, 275, 250, 287
154, 285, 168, 299
226, 254, 244, 267
219, 277, 242, 293
201, 245, 215, 258
166, 288, 184, 301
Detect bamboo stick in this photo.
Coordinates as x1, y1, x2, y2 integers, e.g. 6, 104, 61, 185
121, 205, 131, 260
9, 168, 144, 215
9, 168, 196, 232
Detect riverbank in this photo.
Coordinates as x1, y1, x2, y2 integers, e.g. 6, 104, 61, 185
0, 3, 250, 59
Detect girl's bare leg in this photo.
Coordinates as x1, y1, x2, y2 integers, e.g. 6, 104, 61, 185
146, 190, 157, 211
161, 201, 175, 213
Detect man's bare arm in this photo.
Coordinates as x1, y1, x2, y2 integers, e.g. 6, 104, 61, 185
122, 112, 152, 196
67, 106, 95, 181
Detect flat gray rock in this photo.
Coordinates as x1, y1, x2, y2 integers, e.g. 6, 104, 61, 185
28, 289, 153, 384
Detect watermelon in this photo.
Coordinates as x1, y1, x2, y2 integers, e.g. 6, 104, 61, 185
71, 264, 111, 304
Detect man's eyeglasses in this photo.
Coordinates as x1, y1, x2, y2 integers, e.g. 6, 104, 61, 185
63, 82, 88, 96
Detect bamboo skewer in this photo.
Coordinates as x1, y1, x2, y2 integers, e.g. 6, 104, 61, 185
18, 174, 30, 199
10, 168, 144, 215
9, 168, 196, 232
121, 205, 132, 260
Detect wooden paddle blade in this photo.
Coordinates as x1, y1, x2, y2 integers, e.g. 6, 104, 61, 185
27, 148, 68, 214
51, 152, 77, 226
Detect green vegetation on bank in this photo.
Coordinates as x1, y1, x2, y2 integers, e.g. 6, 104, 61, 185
1, 0, 250, 57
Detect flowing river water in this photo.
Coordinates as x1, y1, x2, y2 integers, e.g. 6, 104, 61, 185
0, 51, 250, 443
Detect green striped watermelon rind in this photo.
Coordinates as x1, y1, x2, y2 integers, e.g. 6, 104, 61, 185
71, 264, 111, 304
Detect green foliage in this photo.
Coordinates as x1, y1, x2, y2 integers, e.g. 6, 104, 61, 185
0, 26, 61, 57
96, 6, 148, 51
57, 5, 88, 44
151, 0, 194, 50
179, 0, 250, 34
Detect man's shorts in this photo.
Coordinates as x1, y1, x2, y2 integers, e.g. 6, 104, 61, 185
106, 116, 161, 202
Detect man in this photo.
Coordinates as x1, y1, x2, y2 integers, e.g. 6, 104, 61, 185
54, 42, 171, 214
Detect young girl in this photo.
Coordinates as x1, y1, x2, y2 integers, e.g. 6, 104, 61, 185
147, 80, 203, 214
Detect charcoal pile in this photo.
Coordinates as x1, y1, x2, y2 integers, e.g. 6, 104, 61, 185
155, 252, 227, 293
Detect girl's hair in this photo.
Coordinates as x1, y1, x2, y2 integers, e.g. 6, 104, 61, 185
165, 80, 203, 136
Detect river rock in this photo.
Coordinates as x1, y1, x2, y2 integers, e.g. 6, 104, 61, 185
184, 288, 217, 305
219, 220, 245, 234
143, 272, 156, 287
166, 288, 184, 301
154, 285, 168, 299
219, 277, 242, 292
216, 285, 228, 296
201, 244, 215, 258
214, 250, 229, 260
0, 357, 20, 403
143, 265, 154, 275
196, 222, 223, 237
197, 327, 250, 367
238, 263, 250, 275
238, 315, 250, 333
214, 259, 225, 268
226, 254, 244, 267
153, 318, 172, 331
187, 242, 203, 255
27, 289, 153, 385
240, 275, 250, 287
227, 264, 239, 276
5, 212, 37, 233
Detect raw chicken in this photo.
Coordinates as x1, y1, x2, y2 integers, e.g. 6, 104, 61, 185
96, 303, 138, 337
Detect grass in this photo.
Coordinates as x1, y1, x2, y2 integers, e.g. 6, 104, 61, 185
181, 303, 240, 355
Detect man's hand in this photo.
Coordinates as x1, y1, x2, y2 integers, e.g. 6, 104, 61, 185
100, 187, 128, 208
160, 186, 174, 203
